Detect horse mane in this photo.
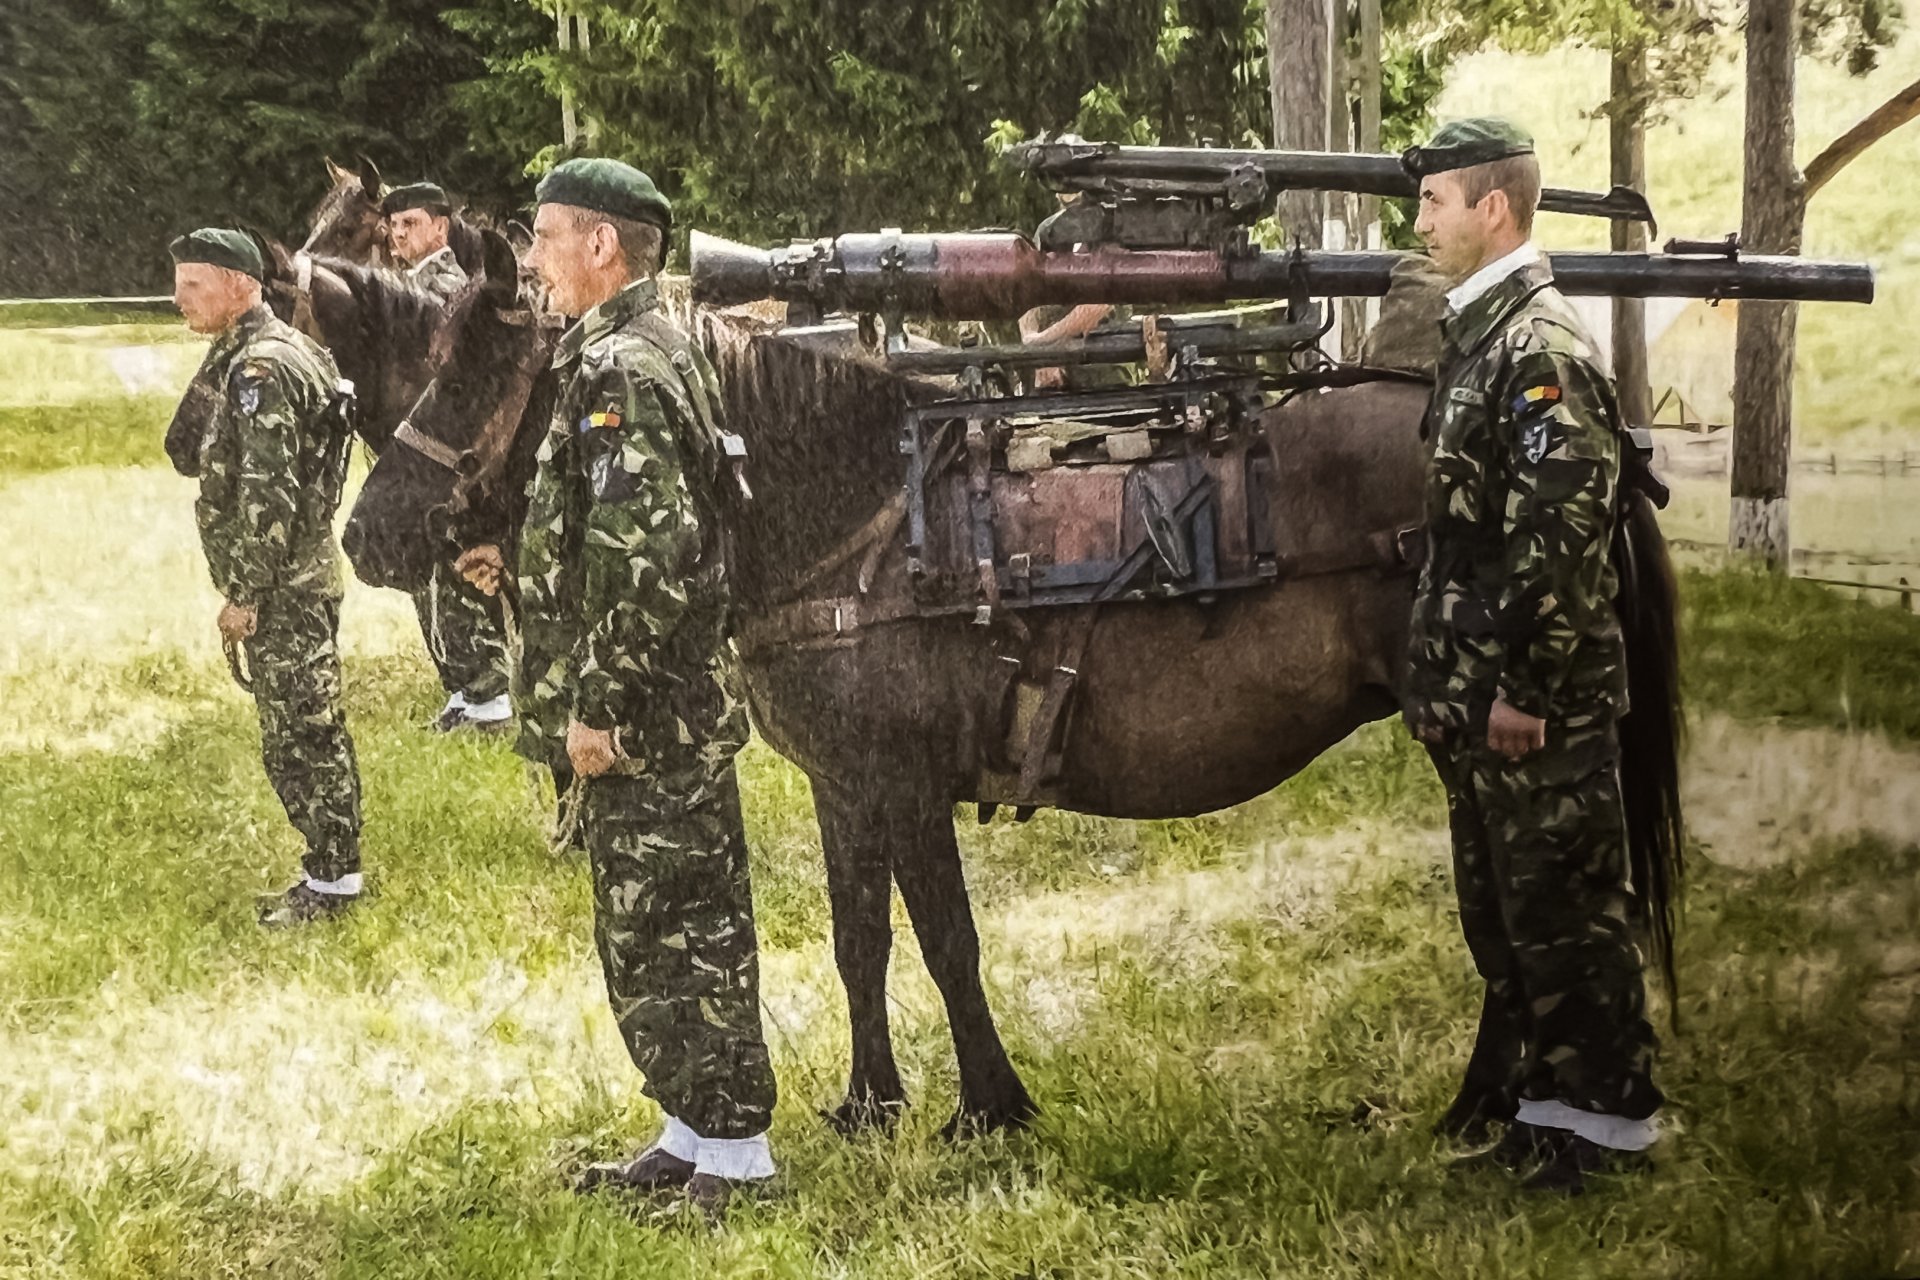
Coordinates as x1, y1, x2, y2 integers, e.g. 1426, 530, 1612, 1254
697, 310, 946, 606
315, 257, 447, 353
448, 217, 487, 277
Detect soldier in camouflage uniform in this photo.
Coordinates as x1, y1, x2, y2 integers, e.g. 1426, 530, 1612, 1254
382, 181, 515, 734
457, 159, 776, 1214
168, 229, 364, 928
1401, 121, 1662, 1193
384, 181, 469, 302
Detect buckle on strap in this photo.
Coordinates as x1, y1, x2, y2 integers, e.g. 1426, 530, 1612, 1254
394, 419, 465, 472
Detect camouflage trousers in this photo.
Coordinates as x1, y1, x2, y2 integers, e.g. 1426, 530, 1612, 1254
581, 751, 777, 1139
1427, 717, 1663, 1121
243, 592, 363, 882
412, 558, 511, 704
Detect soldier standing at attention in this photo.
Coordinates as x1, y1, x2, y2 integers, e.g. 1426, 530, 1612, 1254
382, 181, 515, 734
169, 229, 365, 928
458, 158, 777, 1215
1401, 120, 1663, 1193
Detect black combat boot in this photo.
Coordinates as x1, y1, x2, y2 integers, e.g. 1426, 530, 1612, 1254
1448, 1120, 1568, 1176
574, 1147, 696, 1196
1522, 1132, 1654, 1195
256, 881, 359, 928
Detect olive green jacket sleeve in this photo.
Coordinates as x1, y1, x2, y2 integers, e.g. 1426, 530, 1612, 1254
203, 358, 308, 607
568, 357, 706, 731
1491, 347, 1622, 719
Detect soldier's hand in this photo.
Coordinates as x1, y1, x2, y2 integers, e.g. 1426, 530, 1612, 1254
1033, 366, 1066, 390
454, 544, 506, 596
566, 719, 618, 778
217, 602, 258, 643
1487, 697, 1547, 762
1404, 712, 1444, 746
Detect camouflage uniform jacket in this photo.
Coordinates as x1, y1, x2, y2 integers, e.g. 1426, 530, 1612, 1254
514, 278, 747, 767
408, 246, 469, 304
192, 305, 351, 606
1407, 256, 1627, 735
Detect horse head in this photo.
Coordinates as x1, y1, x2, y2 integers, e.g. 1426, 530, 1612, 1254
343, 228, 556, 592
305, 154, 389, 266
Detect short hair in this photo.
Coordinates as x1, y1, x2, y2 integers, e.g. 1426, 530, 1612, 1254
562, 205, 664, 278
1458, 153, 1542, 234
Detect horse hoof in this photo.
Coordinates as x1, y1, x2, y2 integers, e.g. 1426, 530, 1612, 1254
820, 1096, 908, 1137
940, 1095, 1038, 1142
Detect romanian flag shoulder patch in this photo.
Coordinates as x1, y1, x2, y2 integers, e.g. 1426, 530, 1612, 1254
577, 404, 625, 433
1510, 384, 1562, 417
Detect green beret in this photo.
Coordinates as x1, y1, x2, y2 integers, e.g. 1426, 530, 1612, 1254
168, 227, 265, 281
1401, 118, 1535, 179
535, 158, 672, 232
382, 182, 451, 217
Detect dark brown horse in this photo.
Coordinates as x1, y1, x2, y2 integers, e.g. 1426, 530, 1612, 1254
304, 156, 391, 266
161, 239, 446, 480
346, 245, 1684, 1138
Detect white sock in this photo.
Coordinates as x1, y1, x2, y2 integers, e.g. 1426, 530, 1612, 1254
1516, 1099, 1660, 1152
304, 872, 363, 897
462, 693, 512, 723
652, 1115, 775, 1180
441, 692, 467, 714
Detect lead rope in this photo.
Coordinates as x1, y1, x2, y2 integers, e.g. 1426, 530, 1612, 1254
223, 637, 253, 692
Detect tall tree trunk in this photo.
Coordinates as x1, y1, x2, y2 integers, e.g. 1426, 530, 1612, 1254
1353, 0, 1383, 350
1329, 0, 1362, 358
1609, 31, 1653, 428
1266, 0, 1330, 248
1730, 0, 1805, 570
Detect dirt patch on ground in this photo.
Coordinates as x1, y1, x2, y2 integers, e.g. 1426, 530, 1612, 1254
1683, 713, 1920, 869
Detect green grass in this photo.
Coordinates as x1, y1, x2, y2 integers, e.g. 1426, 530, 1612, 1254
1682, 566, 1920, 742
0, 302, 179, 329
2, 333, 1917, 1275
0, 397, 177, 474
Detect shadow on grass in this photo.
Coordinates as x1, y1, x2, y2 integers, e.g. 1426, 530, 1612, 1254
0, 397, 176, 475
1682, 567, 1920, 744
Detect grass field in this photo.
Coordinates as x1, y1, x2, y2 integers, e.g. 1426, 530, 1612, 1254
3, 299, 1918, 1274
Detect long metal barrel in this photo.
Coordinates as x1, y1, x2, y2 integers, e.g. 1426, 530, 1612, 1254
1008, 140, 1655, 225
691, 231, 1876, 319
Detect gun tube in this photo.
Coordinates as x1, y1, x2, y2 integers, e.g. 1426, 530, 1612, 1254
1008, 142, 1655, 225
690, 231, 1876, 320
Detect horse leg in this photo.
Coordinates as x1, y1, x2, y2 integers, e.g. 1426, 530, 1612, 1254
890, 797, 1037, 1139
814, 778, 908, 1134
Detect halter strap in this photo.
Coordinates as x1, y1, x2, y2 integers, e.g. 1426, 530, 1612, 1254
393, 419, 465, 472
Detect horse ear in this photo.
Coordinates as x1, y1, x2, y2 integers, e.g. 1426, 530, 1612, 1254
243, 225, 295, 282
356, 154, 383, 201
480, 228, 520, 306
325, 154, 351, 184
505, 219, 534, 255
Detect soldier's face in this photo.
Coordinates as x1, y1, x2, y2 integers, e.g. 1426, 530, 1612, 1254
1415, 173, 1498, 283
173, 264, 259, 335
388, 209, 449, 266
527, 204, 622, 316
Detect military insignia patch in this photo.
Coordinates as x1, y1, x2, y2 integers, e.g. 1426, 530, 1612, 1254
237, 380, 261, 416
1522, 417, 1557, 464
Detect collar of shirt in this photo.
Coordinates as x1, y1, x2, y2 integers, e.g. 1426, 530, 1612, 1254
1445, 241, 1543, 314
552, 277, 660, 370
210, 304, 273, 366
408, 245, 457, 276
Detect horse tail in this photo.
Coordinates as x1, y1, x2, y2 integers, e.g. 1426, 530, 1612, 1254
1612, 487, 1686, 1017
